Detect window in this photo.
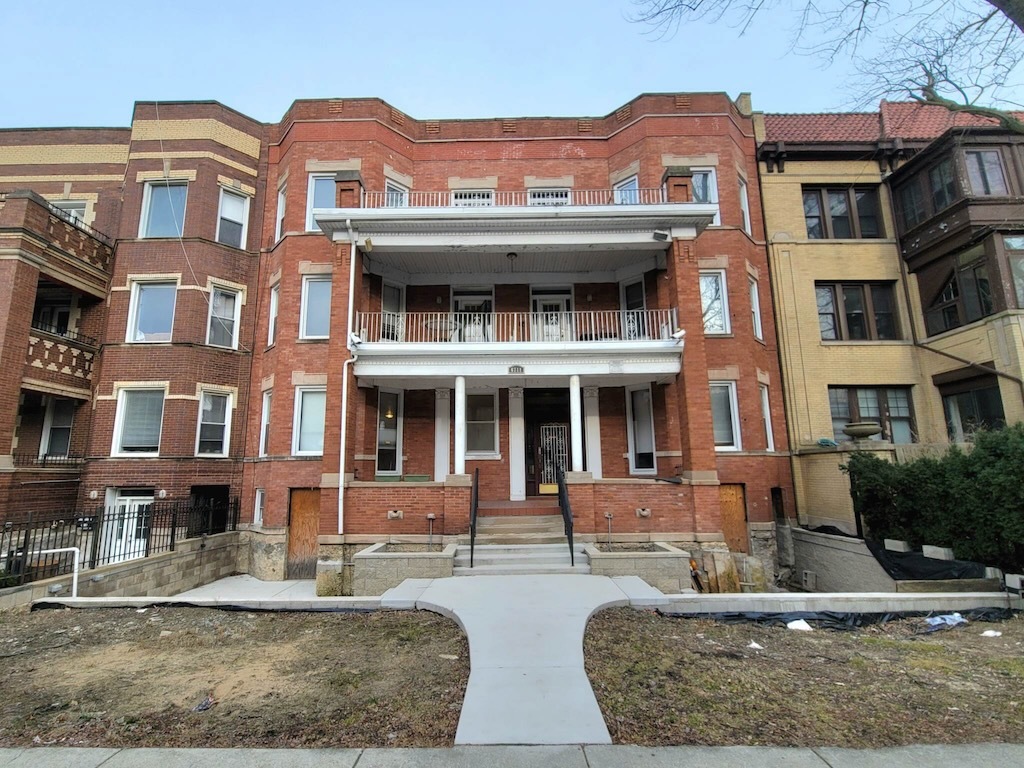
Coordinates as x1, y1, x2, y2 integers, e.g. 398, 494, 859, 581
929, 158, 958, 212
1005, 236, 1024, 309
691, 168, 720, 224
300, 276, 332, 339
815, 282, 898, 341
621, 279, 647, 340
454, 288, 493, 342
710, 382, 740, 450
259, 390, 272, 457
196, 391, 231, 456
206, 286, 239, 349
376, 390, 402, 473
941, 376, 1005, 442
253, 489, 265, 527
127, 280, 177, 343
216, 189, 248, 249
306, 174, 335, 230
749, 278, 763, 340
113, 388, 165, 456
268, 284, 280, 345
275, 185, 286, 241
626, 385, 656, 472
613, 175, 639, 205
897, 181, 928, 230
923, 244, 993, 335
382, 282, 405, 342
700, 270, 730, 334
829, 386, 915, 444
528, 188, 570, 206
451, 190, 494, 207
760, 384, 775, 452
803, 187, 881, 239
466, 392, 498, 455
293, 387, 326, 455
52, 200, 86, 223
385, 180, 409, 207
965, 150, 1008, 196
738, 177, 751, 235
41, 398, 74, 458
139, 181, 187, 238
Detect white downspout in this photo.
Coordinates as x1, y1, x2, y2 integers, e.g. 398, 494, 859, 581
338, 219, 359, 535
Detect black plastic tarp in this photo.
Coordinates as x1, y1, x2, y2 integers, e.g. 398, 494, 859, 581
865, 539, 987, 580
658, 607, 1014, 630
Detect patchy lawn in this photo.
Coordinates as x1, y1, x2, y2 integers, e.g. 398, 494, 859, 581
585, 608, 1024, 747
0, 607, 468, 748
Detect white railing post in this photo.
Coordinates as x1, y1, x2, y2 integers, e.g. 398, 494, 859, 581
28, 547, 81, 598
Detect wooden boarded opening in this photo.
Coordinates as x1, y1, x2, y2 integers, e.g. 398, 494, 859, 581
719, 483, 749, 554
287, 488, 320, 579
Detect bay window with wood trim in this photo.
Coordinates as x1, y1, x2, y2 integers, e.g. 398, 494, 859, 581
802, 186, 882, 239
815, 282, 899, 341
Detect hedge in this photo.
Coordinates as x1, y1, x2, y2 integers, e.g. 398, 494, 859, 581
845, 424, 1024, 573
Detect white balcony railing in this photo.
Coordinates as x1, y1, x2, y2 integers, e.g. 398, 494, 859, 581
355, 309, 679, 345
361, 188, 668, 209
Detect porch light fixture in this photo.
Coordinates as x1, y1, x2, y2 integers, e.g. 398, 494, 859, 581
384, 406, 395, 420
506, 252, 518, 272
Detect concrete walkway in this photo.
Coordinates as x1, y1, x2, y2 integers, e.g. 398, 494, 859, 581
386, 574, 644, 745
3, 744, 1023, 767
175, 574, 316, 600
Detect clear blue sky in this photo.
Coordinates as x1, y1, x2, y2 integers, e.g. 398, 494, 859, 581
0, 0, 1006, 127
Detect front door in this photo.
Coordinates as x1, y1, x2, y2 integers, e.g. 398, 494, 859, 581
524, 389, 571, 496
719, 484, 749, 554
102, 495, 152, 564
531, 294, 572, 341
287, 488, 320, 579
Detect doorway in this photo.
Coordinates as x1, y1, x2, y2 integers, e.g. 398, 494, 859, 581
719, 484, 749, 554
287, 488, 320, 579
531, 290, 573, 342
524, 389, 571, 496
102, 491, 153, 565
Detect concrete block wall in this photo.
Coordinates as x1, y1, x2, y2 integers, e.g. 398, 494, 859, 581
791, 528, 897, 592
585, 542, 691, 593
350, 542, 455, 596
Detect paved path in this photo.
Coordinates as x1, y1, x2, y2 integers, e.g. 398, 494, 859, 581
402, 575, 633, 745
3, 744, 1023, 767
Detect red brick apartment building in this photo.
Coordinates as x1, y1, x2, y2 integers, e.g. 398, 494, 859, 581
0, 94, 792, 579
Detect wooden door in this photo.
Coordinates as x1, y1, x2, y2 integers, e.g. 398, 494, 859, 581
719, 484, 749, 554
287, 488, 320, 579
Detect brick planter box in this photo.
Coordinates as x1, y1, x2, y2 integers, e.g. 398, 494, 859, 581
349, 542, 457, 596
584, 541, 691, 594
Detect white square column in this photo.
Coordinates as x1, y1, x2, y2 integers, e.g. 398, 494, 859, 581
454, 375, 467, 475
584, 386, 602, 479
508, 386, 526, 500
569, 374, 583, 472
434, 388, 451, 482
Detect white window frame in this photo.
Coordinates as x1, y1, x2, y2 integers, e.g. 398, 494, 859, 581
111, 386, 166, 458
215, 187, 249, 249
306, 173, 335, 231
710, 381, 741, 451
760, 384, 775, 452
385, 180, 409, 207
126, 279, 178, 343
195, 389, 232, 457
749, 277, 763, 340
625, 384, 658, 475
699, 270, 731, 335
138, 180, 188, 238
40, 397, 74, 458
206, 285, 241, 349
300, 275, 332, 340
613, 175, 640, 205
52, 200, 87, 223
259, 389, 272, 457
292, 386, 327, 456
691, 168, 720, 224
451, 189, 495, 207
465, 391, 500, 458
267, 283, 280, 346
253, 489, 265, 527
738, 176, 752, 235
275, 185, 287, 241
528, 188, 571, 206
375, 388, 404, 475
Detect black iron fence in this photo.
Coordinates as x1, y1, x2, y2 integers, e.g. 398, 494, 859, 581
0, 498, 239, 589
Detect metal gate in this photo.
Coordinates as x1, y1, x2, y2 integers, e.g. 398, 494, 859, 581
540, 423, 568, 492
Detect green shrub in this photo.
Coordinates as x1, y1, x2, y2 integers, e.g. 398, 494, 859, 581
845, 424, 1024, 572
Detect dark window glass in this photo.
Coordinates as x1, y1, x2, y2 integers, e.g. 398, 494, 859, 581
966, 150, 1009, 196
828, 191, 852, 238
842, 285, 867, 340
803, 191, 823, 239
816, 286, 837, 340
815, 282, 898, 341
855, 189, 880, 238
829, 386, 915, 444
803, 187, 881, 239
898, 182, 927, 229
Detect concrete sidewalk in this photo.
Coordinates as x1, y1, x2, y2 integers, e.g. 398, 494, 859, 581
2, 744, 1022, 767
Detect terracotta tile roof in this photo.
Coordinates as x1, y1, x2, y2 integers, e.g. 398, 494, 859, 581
878, 100, 1003, 139
764, 112, 880, 143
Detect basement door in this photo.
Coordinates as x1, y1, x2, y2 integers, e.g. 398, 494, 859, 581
287, 488, 320, 579
719, 484, 749, 554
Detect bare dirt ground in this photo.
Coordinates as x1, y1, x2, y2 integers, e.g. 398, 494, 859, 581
585, 608, 1024, 747
0, 607, 468, 748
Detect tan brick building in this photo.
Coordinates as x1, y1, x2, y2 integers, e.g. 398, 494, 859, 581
0, 94, 793, 580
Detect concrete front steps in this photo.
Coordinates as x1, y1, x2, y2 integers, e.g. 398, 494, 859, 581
455, 514, 589, 575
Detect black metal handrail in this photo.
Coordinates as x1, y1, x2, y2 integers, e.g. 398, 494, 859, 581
556, 467, 575, 566
42, 199, 114, 245
12, 452, 84, 468
29, 321, 98, 347
469, 468, 479, 567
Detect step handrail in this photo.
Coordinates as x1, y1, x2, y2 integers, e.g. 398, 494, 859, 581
555, 467, 575, 567
469, 468, 480, 568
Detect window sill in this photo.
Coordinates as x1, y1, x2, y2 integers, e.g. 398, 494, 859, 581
714, 446, 741, 452
466, 452, 502, 461
290, 452, 324, 458
820, 339, 911, 345
111, 452, 160, 458
297, 337, 330, 343
195, 454, 230, 459
705, 332, 733, 338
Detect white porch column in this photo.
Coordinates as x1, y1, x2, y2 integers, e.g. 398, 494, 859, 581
454, 375, 467, 475
434, 388, 451, 482
508, 387, 526, 500
583, 386, 602, 479
569, 374, 583, 472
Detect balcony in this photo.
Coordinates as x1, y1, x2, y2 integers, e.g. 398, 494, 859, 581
24, 330, 96, 396
362, 188, 669, 209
